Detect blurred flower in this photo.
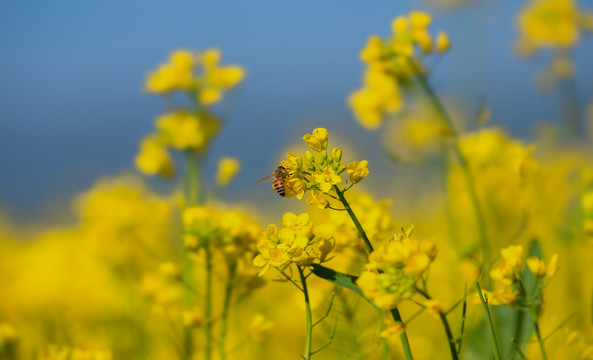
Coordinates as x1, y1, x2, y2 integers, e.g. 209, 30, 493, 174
216, 157, 241, 187
134, 136, 174, 177
516, 0, 593, 56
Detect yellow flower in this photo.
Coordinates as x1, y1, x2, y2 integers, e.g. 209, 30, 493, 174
516, 0, 591, 53
170, 49, 195, 69
248, 314, 274, 340
526, 256, 546, 278
547, 253, 559, 277
436, 32, 451, 53
198, 87, 223, 105
424, 299, 444, 318
391, 16, 409, 36
208, 65, 246, 89
135, 136, 174, 177
284, 178, 305, 199
201, 48, 221, 69
380, 322, 406, 339
360, 35, 385, 63
313, 167, 342, 193
145, 49, 195, 93
216, 157, 241, 187
156, 111, 205, 150
346, 160, 370, 184
306, 190, 329, 209
303, 128, 329, 152
409, 11, 432, 30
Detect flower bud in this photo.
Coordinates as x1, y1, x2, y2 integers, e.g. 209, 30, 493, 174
332, 148, 342, 162
307, 161, 316, 171
316, 154, 324, 165
336, 165, 347, 174
321, 150, 328, 159
306, 150, 314, 162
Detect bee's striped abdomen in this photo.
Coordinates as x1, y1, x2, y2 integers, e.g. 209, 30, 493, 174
273, 179, 286, 197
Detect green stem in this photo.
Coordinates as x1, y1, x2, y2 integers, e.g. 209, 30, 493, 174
181, 151, 204, 359
475, 281, 501, 360
533, 317, 547, 360
411, 62, 490, 265
415, 288, 458, 360
389, 307, 414, 360
333, 185, 373, 253
184, 151, 205, 205
219, 264, 236, 360
204, 246, 213, 360
333, 184, 413, 359
298, 266, 313, 360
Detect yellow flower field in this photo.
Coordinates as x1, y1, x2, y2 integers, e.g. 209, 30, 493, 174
2, 3, 593, 360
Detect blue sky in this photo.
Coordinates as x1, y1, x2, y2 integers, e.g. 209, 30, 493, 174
1, 0, 592, 219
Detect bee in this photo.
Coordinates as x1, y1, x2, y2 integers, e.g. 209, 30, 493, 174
255, 166, 288, 197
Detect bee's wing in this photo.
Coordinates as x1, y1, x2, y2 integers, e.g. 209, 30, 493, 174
255, 174, 274, 184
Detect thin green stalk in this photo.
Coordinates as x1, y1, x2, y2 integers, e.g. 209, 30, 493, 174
558, 77, 581, 136
181, 151, 203, 359
389, 307, 414, 360
475, 281, 501, 360
298, 266, 313, 360
333, 185, 373, 253
411, 63, 490, 265
204, 245, 213, 360
415, 288, 458, 360
219, 264, 236, 360
333, 185, 413, 359
533, 317, 547, 360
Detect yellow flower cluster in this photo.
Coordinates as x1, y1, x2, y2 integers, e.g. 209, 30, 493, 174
349, 11, 450, 129
253, 213, 334, 276
183, 205, 261, 263
484, 245, 558, 305
274, 128, 369, 208
517, 0, 593, 56
138, 263, 183, 318
356, 226, 437, 310
145, 48, 245, 106
136, 48, 245, 177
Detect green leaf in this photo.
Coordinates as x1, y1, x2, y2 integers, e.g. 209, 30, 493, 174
310, 264, 377, 308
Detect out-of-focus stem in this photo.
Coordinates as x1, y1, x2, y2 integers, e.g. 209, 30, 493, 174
204, 246, 213, 360
219, 264, 236, 360
411, 61, 490, 265
218, 263, 236, 360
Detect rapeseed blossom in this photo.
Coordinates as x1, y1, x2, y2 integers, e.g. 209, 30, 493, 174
273, 128, 369, 209
516, 0, 593, 56
215, 157, 241, 187
253, 212, 334, 276
136, 48, 245, 177
357, 226, 437, 309
349, 11, 451, 129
